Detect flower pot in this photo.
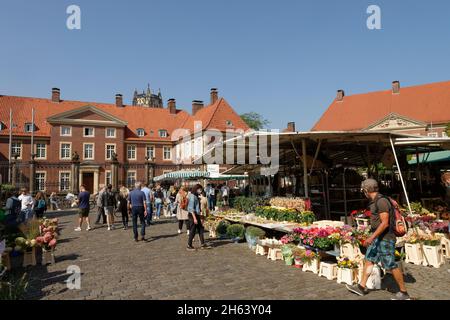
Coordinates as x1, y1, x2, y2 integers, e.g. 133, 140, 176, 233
302, 258, 320, 274
337, 268, 357, 285
294, 258, 303, 269
42, 248, 55, 265
209, 229, 217, 239
284, 256, 294, 266
422, 245, 444, 268
405, 243, 424, 265
22, 247, 37, 267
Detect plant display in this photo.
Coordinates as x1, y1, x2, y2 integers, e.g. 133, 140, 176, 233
216, 220, 230, 236
233, 197, 268, 214
429, 221, 449, 234
11, 218, 59, 252
255, 207, 316, 224
336, 256, 359, 269
226, 224, 245, 239
0, 273, 28, 300
293, 227, 341, 250
300, 250, 318, 264
422, 234, 441, 246
350, 209, 372, 219
281, 244, 298, 258
245, 226, 266, 239
269, 197, 307, 212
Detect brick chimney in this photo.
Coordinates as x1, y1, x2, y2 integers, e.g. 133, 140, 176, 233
52, 88, 60, 102
192, 100, 204, 115
336, 89, 345, 102
392, 81, 400, 94
115, 94, 123, 107
286, 122, 296, 132
168, 98, 177, 114
210, 88, 218, 104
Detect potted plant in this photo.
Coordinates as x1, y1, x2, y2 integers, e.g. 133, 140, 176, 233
422, 235, 444, 268
245, 226, 266, 250
301, 250, 320, 274
336, 256, 359, 285
226, 224, 245, 243
404, 233, 425, 265
292, 247, 305, 268
216, 220, 230, 239
281, 244, 296, 266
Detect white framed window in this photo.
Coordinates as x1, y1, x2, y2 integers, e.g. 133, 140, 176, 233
60, 142, 71, 160
163, 146, 172, 161
83, 127, 95, 137
35, 143, 46, 159
83, 143, 95, 160
35, 171, 46, 191
137, 128, 145, 137
194, 137, 202, 156
127, 144, 137, 160
105, 171, 112, 186
106, 128, 116, 138
59, 171, 71, 192
11, 142, 22, 159
159, 130, 168, 138
184, 141, 191, 158
105, 144, 116, 160
442, 131, 448, 138
146, 145, 155, 159
25, 123, 35, 133
61, 126, 72, 136
126, 171, 137, 188
428, 132, 438, 138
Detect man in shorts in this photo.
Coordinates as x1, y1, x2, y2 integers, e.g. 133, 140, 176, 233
75, 184, 92, 231
346, 178, 410, 300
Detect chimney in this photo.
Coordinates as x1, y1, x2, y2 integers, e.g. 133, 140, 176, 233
392, 81, 400, 94
336, 89, 345, 102
210, 88, 218, 104
168, 98, 177, 114
286, 122, 296, 132
115, 94, 123, 107
192, 100, 204, 115
51, 88, 60, 102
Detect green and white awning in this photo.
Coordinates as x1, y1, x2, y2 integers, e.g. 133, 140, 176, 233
153, 170, 248, 182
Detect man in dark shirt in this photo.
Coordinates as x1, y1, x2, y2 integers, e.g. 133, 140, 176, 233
346, 179, 409, 300
127, 182, 147, 242
75, 184, 92, 232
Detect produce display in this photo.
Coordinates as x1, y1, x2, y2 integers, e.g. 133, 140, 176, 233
269, 197, 307, 212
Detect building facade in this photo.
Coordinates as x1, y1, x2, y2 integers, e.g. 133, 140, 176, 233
0, 87, 250, 194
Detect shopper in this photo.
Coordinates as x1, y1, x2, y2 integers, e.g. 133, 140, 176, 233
141, 183, 154, 226
127, 182, 147, 242
346, 178, 410, 300
206, 184, 216, 211
117, 186, 129, 230
176, 186, 190, 234
33, 191, 47, 219
95, 186, 106, 225
186, 184, 211, 251
221, 184, 229, 206
18, 188, 34, 221
74, 184, 92, 231
442, 172, 450, 207
3, 189, 21, 228
154, 185, 164, 220
49, 192, 61, 211
102, 184, 117, 231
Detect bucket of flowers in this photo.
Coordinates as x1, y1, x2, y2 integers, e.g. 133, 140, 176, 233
300, 249, 320, 274
336, 256, 359, 285
292, 247, 305, 269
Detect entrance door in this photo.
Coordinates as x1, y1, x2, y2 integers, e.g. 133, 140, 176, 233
82, 172, 94, 193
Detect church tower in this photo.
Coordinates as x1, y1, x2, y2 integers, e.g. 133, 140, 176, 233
132, 84, 163, 108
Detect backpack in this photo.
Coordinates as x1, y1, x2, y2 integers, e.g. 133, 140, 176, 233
37, 199, 46, 209
375, 196, 407, 237
180, 194, 189, 210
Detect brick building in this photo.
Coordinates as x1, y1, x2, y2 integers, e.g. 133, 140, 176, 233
312, 80, 450, 137
0, 88, 249, 194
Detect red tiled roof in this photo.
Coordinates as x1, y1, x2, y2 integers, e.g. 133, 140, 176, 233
0, 94, 248, 141
312, 80, 450, 131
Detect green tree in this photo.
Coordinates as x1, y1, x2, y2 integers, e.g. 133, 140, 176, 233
240, 112, 270, 130
446, 123, 450, 136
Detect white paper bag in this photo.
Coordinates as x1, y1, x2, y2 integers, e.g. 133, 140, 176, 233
366, 264, 382, 290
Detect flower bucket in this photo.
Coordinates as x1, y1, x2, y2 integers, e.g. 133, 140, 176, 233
405, 243, 424, 265
337, 268, 357, 285
42, 248, 56, 265
422, 245, 444, 268
23, 247, 37, 267
294, 258, 303, 269
302, 258, 320, 274
284, 256, 294, 266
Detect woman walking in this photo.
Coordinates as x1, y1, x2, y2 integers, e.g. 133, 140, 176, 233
118, 186, 129, 230
154, 185, 164, 220
176, 186, 190, 235
187, 184, 212, 251
33, 192, 47, 219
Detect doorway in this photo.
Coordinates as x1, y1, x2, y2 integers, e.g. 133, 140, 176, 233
82, 172, 94, 193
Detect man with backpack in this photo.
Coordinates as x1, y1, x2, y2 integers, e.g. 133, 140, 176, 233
3, 189, 22, 227
346, 178, 410, 300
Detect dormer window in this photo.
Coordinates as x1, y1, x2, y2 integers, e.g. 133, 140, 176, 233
159, 130, 168, 138
226, 120, 233, 127
25, 123, 35, 133
0, 122, 5, 131
137, 128, 145, 137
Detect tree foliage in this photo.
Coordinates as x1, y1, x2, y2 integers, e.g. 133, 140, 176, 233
240, 112, 270, 130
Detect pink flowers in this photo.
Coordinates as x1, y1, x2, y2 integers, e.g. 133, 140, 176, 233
48, 238, 57, 248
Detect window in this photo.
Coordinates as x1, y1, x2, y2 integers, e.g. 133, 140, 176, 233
60, 143, 71, 160
0, 122, 5, 131
126, 171, 136, 188
105, 171, 112, 186
106, 128, 116, 138
59, 172, 70, 192
137, 128, 145, 137
159, 130, 168, 138
25, 123, 35, 133
105, 144, 116, 160
195, 137, 202, 156
428, 132, 438, 138
146, 145, 155, 159
163, 146, 172, 161
84, 143, 94, 160
11, 142, 22, 159
226, 120, 233, 127
35, 143, 46, 159
61, 126, 72, 136
127, 145, 136, 160
184, 141, 191, 158
35, 172, 46, 191
443, 131, 448, 138
83, 127, 95, 137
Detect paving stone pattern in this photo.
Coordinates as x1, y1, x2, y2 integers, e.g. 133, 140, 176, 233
22, 211, 450, 300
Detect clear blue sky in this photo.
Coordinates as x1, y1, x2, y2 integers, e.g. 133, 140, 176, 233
2, 0, 450, 130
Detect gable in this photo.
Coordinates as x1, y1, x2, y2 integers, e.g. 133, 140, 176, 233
366, 113, 427, 131
47, 105, 127, 127
67, 110, 107, 121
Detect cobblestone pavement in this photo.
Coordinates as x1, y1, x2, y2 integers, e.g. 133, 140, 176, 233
21, 211, 450, 300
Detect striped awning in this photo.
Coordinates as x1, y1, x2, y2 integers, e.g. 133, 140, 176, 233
153, 170, 248, 182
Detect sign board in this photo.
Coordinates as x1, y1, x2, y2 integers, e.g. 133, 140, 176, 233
207, 164, 220, 178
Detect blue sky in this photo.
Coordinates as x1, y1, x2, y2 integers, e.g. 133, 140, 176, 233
1, 0, 450, 130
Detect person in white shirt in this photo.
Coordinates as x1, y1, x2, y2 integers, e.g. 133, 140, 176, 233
18, 188, 34, 221
221, 185, 229, 206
